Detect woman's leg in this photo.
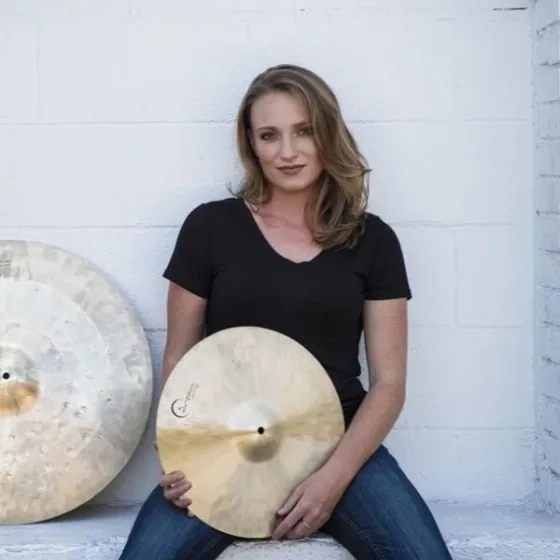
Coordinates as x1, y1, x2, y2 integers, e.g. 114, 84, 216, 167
118, 485, 235, 560
321, 445, 453, 560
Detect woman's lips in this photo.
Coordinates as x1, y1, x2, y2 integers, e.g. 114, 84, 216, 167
277, 165, 306, 176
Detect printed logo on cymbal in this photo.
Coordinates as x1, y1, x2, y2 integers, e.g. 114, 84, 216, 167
171, 382, 199, 418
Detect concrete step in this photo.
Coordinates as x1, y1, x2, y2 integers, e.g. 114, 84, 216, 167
1, 502, 559, 559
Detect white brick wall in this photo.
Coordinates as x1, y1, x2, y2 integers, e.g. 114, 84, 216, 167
533, 0, 560, 514
0, 1, 536, 507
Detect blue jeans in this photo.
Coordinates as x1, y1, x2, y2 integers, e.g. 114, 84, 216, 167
118, 445, 453, 559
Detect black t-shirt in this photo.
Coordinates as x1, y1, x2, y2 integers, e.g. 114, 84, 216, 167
163, 196, 412, 427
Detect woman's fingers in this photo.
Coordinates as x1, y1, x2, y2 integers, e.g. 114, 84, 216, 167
173, 497, 195, 517
173, 496, 192, 509
159, 470, 195, 514
158, 471, 185, 487
163, 480, 192, 501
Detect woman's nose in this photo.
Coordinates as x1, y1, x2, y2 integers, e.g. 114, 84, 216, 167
279, 137, 297, 159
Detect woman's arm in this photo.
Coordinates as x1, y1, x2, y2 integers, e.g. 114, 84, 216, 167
156, 282, 207, 513
160, 282, 207, 394
271, 297, 409, 540
324, 297, 409, 485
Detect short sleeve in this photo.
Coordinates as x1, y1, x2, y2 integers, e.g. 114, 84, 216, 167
365, 218, 412, 301
163, 203, 213, 298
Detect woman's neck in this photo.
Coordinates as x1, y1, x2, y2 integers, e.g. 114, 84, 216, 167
260, 186, 317, 226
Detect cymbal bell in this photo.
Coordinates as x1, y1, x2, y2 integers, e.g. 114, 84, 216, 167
156, 326, 345, 539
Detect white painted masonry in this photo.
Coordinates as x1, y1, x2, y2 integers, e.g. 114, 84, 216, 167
2, 1, 560, 558
534, 0, 560, 513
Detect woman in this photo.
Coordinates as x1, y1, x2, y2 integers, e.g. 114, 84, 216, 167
118, 64, 453, 560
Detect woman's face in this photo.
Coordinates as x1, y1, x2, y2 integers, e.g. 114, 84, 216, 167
249, 91, 323, 195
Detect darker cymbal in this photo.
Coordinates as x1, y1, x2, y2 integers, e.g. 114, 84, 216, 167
0, 240, 153, 524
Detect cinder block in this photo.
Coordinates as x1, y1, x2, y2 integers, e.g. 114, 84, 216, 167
536, 23, 560, 66
38, 22, 251, 122
453, 20, 532, 120
539, 394, 560, 441
535, 177, 560, 213
0, 124, 238, 227
536, 249, 560, 290
536, 284, 560, 331
538, 466, 560, 511
0, 24, 38, 122
543, 287, 560, 327
537, 215, 560, 252
537, 355, 560, 403
227, 12, 458, 122
535, 101, 560, 140
541, 430, 560, 475
533, 0, 560, 31
402, 327, 534, 429
353, 122, 532, 225
391, 227, 455, 327
534, 67, 560, 104
536, 142, 560, 175
537, 324, 560, 367
456, 226, 533, 327
385, 428, 535, 504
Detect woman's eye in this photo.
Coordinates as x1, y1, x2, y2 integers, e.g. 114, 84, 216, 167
258, 128, 311, 141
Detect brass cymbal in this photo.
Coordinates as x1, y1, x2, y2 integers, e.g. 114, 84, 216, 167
0, 240, 153, 524
156, 326, 345, 538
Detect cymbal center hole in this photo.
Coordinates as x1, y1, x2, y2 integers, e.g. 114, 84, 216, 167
2, 372, 10, 380
257, 426, 265, 435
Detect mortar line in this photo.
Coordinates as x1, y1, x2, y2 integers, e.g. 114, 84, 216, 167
0, 222, 523, 231
0, 118, 532, 127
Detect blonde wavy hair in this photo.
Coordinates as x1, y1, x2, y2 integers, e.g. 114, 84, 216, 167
233, 64, 371, 250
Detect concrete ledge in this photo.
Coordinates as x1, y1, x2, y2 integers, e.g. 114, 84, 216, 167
1, 503, 560, 559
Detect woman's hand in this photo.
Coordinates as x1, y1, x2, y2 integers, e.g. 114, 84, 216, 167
158, 470, 194, 516
271, 466, 349, 540
154, 438, 194, 516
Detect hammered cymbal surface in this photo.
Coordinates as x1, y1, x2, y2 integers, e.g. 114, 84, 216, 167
156, 326, 345, 539
0, 240, 153, 524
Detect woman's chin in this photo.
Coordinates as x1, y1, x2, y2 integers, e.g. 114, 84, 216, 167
271, 175, 318, 194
